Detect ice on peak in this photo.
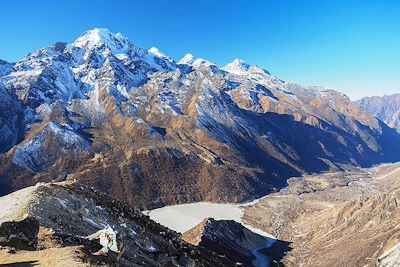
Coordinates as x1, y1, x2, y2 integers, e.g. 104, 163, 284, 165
178, 53, 215, 68
224, 59, 270, 75
148, 47, 173, 62
224, 59, 250, 74
73, 28, 137, 55
149, 47, 166, 58
74, 28, 125, 46
232, 59, 250, 69
178, 53, 195, 65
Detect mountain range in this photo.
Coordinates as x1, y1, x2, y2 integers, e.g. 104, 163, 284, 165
1, 28, 400, 210
356, 94, 400, 133
1, 28, 400, 267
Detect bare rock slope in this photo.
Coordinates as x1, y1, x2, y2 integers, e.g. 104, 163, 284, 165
0, 182, 235, 266
182, 218, 273, 267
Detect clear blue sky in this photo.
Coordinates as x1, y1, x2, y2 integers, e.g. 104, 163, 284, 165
1, 0, 399, 99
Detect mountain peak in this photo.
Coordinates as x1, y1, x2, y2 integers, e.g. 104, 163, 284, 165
148, 47, 164, 57
148, 47, 171, 59
232, 58, 250, 68
73, 28, 132, 54
224, 59, 271, 75
224, 59, 250, 74
178, 53, 195, 65
178, 53, 215, 68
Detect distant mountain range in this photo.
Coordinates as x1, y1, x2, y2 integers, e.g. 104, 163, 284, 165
356, 94, 400, 133
1, 28, 400, 209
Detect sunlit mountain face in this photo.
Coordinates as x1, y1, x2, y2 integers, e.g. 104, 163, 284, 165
1, 28, 400, 208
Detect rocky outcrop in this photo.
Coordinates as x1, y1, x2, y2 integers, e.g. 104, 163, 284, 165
183, 218, 275, 267
0, 217, 39, 250
0, 182, 235, 266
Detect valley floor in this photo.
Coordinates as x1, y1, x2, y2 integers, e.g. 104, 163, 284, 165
243, 162, 400, 266
147, 162, 400, 267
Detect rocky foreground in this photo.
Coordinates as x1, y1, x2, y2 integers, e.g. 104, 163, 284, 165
0, 182, 238, 266
0, 165, 399, 266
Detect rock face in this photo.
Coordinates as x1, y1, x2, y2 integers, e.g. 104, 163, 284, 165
0, 182, 235, 266
183, 218, 274, 267
0, 217, 39, 250
356, 93, 400, 132
0, 84, 24, 153
243, 163, 400, 267
1, 28, 400, 208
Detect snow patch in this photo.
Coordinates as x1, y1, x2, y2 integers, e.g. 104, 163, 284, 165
148, 47, 172, 62
178, 53, 195, 65
147, 245, 157, 252
55, 197, 68, 209
12, 122, 90, 171
74, 28, 133, 55
224, 59, 250, 74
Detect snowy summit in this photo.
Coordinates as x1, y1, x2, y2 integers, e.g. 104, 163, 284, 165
73, 28, 143, 56
224, 59, 251, 74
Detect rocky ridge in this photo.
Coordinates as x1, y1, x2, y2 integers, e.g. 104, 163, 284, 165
0, 182, 236, 266
182, 218, 275, 267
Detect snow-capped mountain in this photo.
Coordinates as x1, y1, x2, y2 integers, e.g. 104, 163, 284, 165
1, 28, 400, 208
356, 93, 400, 133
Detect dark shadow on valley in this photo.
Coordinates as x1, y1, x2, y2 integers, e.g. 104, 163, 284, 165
261, 239, 292, 267
201, 92, 400, 197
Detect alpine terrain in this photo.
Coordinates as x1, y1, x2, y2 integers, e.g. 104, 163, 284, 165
243, 162, 400, 266
0, 28, 400, 267
356, 94, 400, 133
0, 181, 236, 266
1, 28, 399, 210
